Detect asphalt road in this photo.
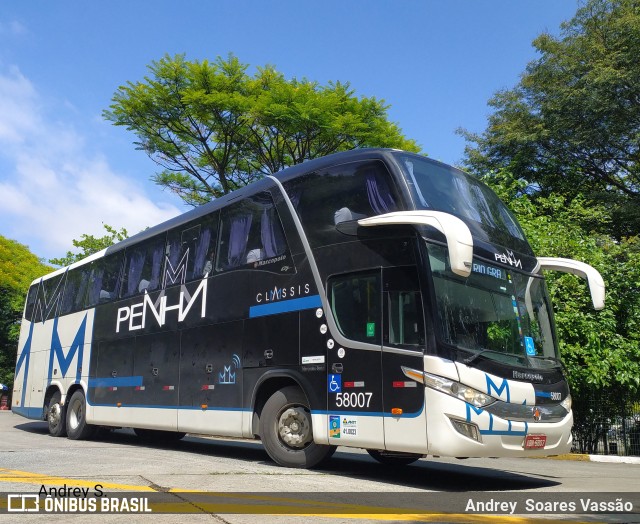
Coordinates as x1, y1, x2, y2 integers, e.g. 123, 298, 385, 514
1, 411, 639, 523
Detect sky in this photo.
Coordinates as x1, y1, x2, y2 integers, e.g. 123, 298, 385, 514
0, 1, 581, 262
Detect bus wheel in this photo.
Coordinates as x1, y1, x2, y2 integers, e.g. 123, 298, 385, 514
367, 449, 422, 466
260, 386, 336, 468
66, 390, 95, 440
47, 391, 67, 438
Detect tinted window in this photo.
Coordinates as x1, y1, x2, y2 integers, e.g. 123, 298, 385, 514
328, 270, 381, 344
86, 254, 124, 307
397, 153, 533, 254
121, 236, 165, 298
217, 193, 288, 271
60, 265, 92, 315
165, 213, 218, 286
32, 273, 65, 322
284, 160, 399, 247
24, 283, 40, 321
384, 266, 425, 349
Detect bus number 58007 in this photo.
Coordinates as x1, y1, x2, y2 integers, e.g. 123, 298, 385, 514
335, 392, 372, 408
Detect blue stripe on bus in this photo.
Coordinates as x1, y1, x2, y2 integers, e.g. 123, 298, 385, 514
88, 376, 144, 388
312, 404, 424, 419
11, 406, 44, 420
249, 294, 322, 318
535, 391, 552, 398
87, 402, 248, 412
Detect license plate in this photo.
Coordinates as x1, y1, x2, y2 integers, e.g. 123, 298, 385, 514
524, 434, 547, 449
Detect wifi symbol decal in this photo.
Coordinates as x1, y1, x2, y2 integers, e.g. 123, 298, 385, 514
219, 354, 241, 384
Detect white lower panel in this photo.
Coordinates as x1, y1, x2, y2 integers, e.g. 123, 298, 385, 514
383, 409, 428, 454
323, 413, 385, 449
178, 408, 244, 437
90, 405, 178, 431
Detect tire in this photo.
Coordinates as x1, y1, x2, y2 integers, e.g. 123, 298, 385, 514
47, 391, 67, 437
367, 449, 423, 466
66, 390, 96, 440
259, 386, 336, 468
133, 428, 186, 443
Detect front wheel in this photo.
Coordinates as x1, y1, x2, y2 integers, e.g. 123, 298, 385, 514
259, 386, 335, 468
47, 391, 67, 437
367, 449, 423, 466
66, 390, 95, 440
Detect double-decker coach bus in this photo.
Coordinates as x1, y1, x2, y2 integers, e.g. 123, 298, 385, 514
13, 149, 605, 468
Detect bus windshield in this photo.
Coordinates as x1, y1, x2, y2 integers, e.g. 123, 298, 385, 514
395, 153, 533, 255
427, 244, 559, 370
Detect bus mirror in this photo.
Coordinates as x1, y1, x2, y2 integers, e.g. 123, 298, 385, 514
537, 257, 605, 310
358, 211, 473, 277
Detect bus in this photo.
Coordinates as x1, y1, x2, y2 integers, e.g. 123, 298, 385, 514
12, 148, 605, 468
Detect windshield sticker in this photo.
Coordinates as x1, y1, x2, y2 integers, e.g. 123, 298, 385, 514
525, 336, 536, 356
366, 322, 376, 337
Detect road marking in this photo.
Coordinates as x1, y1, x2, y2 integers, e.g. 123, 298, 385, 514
0, 468, 591, 523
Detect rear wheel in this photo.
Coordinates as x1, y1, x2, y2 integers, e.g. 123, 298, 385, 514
66, 390, 95, 440
259, 386, 335, 468
47, 391, 67, 437
367, 449, 423, 466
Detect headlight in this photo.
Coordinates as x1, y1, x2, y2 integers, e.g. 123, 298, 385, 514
402, 367, 495, 408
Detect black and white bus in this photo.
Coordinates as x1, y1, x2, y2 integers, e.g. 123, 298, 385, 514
13, 148, 605, 468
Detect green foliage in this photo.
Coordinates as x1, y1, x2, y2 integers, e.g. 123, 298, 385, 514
481, 172, 640, 395
462, 0, 640, 237
49, 224, 128, 267
0, 236, 52, 389
104, 54, 420, 206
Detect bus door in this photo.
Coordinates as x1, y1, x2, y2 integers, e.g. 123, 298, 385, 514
326, 270, 385, 448
381, 266, 428, 452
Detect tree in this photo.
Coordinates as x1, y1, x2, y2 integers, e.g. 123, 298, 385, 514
462, 0, 640, 237
104, 54, 420, 206
0, 236, 51, 390
480, 171, 640, 397
49, 224, 128, 267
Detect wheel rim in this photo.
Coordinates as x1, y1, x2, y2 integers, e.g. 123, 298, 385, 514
277, 406, 311, 449
49, 403, 63, 431
68, 398, 83, 430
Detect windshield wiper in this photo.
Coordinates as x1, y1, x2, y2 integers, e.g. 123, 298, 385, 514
462, 348, 507, 366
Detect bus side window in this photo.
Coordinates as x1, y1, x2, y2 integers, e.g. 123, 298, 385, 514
216, 193, 288, 271
383, 266, 426, 348
165, 212, 219, 286
86, 254, 124, 307
59, 266, 92, 316
33, 273, 65, 322
284, 161, 399, 247
24, 282, 40, 322
328, 271, 381, 344
121, 236, 165, 298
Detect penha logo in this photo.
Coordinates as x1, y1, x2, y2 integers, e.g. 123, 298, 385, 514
494, 249, 522, 269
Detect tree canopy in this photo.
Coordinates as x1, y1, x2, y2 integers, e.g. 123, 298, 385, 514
462, 0, 640, 237
49, 224, 128, 267
0, 236, 51, 388
104, 54, 420, 206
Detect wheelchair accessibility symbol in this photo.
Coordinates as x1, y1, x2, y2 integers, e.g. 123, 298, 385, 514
328, 374, 342, 393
